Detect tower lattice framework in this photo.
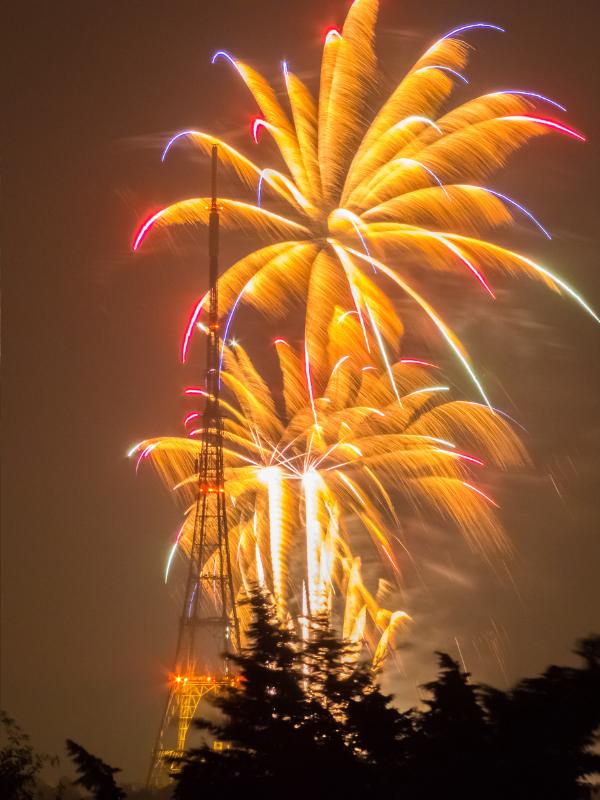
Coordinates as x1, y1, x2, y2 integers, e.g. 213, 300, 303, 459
148, 146, 241, 786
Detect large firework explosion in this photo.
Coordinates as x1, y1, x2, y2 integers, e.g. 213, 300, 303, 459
133, 0, 597, 409
131, 0, 597, 658
132, 313, 526, 662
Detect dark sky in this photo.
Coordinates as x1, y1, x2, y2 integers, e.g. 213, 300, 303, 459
3, 0, 600, 784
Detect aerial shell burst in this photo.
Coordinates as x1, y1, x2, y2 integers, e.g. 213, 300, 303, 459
132, 312, 528, 663
133, 0, 597, 407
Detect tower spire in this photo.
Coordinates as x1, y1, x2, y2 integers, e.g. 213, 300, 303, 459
148, 145, 240, 785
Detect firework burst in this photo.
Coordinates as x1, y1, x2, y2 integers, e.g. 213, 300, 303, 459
133, 0, 597, 409
131, 312, 526, 662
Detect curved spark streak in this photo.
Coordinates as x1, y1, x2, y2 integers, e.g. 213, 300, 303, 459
405, 386, 450, 398
467, 186, 551, 239
330, 355, 350, 377
183, 412, 199, 427
463, 482, 500, 508
304, 342, 318, 427
252, 118, 267, 144
415, 65, 469, 84
342, 245, 492, 408
395, 116, 442, 135
324, 27, 342, 44
420, 231, 495, 297
440, 22, 505, 40
164, 522, 186, 583
182, 293, 208, 363
445, 235, 600, 324
211, 50, 239, 69
365, 302, 401, 404
219, 281, 253, 377
501, 116, 586, 141
401, 359, 439, 368
132, 209, 167, 251
396, 159, 449, 196
333, 208, 377, 272
487, 90, 566, 113
435, 449, 484, 466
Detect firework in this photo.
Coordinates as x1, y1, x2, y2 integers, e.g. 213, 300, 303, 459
131, 313, 526, 662
133, 0, 597, 408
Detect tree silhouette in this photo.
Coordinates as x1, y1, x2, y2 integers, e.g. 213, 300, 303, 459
482, 636, 600, 799
0, 712, 49, 800
173, 588, 600, 798
65, 740, 125, 800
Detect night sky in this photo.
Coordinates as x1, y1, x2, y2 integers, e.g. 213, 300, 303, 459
3, 0, 600, 783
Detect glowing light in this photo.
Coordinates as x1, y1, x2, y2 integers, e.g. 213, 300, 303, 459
211, 50, 238, 68
395, 158, 449, 196
161, 130, 199, 162
436, 449, 484, 466
465, 186, 551, 239
184, 387, 209, 397
440, 22, 505, 40
132, 0, 594, 665
487, 90, 566, 112
182, 293, 208, 364
501, 115, 586, 141
183, 412, 199, 427
132, 209, 167, 251
415, 65, 469, 84
405, 386, 450, 398
330, 355, 350, 377
396, 115, 442, 134
365, 302, 401, 404
463, 482, 500, 508
304, 341, 318, 427
401, 359, 438, 368
252, 118, 267, 144
324, 27, 342, 44
164, 522, 186, 583
273, 337, 288, 346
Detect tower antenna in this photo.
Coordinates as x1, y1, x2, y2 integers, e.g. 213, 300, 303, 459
148, 145, 240, 785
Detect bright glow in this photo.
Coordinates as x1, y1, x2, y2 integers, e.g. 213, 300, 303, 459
161, 130, 199, 162
132, 209, 167, 251
365, 302, 401, 404
465, 186, 551, 239
501, 115, 586, 141
415, 65, 469, 84
304, 341, 318, 427
401, 359, 438, 368
330, 355, 350, 377
394, 115, 442, 135
405, 386, 450, 398
252, 118, 267, 144
324, 27, 342, 44
440, 22, 505, 40
463, 482, 500, 508
395, 158, 449, 196
211, 50, 238, 69
181, 293, 208, 364
487, 90, 566, 113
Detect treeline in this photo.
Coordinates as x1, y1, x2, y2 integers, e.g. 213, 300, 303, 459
2, 591, 599, 799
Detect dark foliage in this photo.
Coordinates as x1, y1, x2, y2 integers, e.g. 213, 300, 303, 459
65, 740, 125, 800
175, 589, 600, 799
2, 596, 598, 798
0, 712, 50, 800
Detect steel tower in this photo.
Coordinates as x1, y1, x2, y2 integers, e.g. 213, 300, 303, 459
148, 146, 241, 786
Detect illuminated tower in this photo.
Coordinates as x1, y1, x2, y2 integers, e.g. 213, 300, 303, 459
148, 145, 241, 786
